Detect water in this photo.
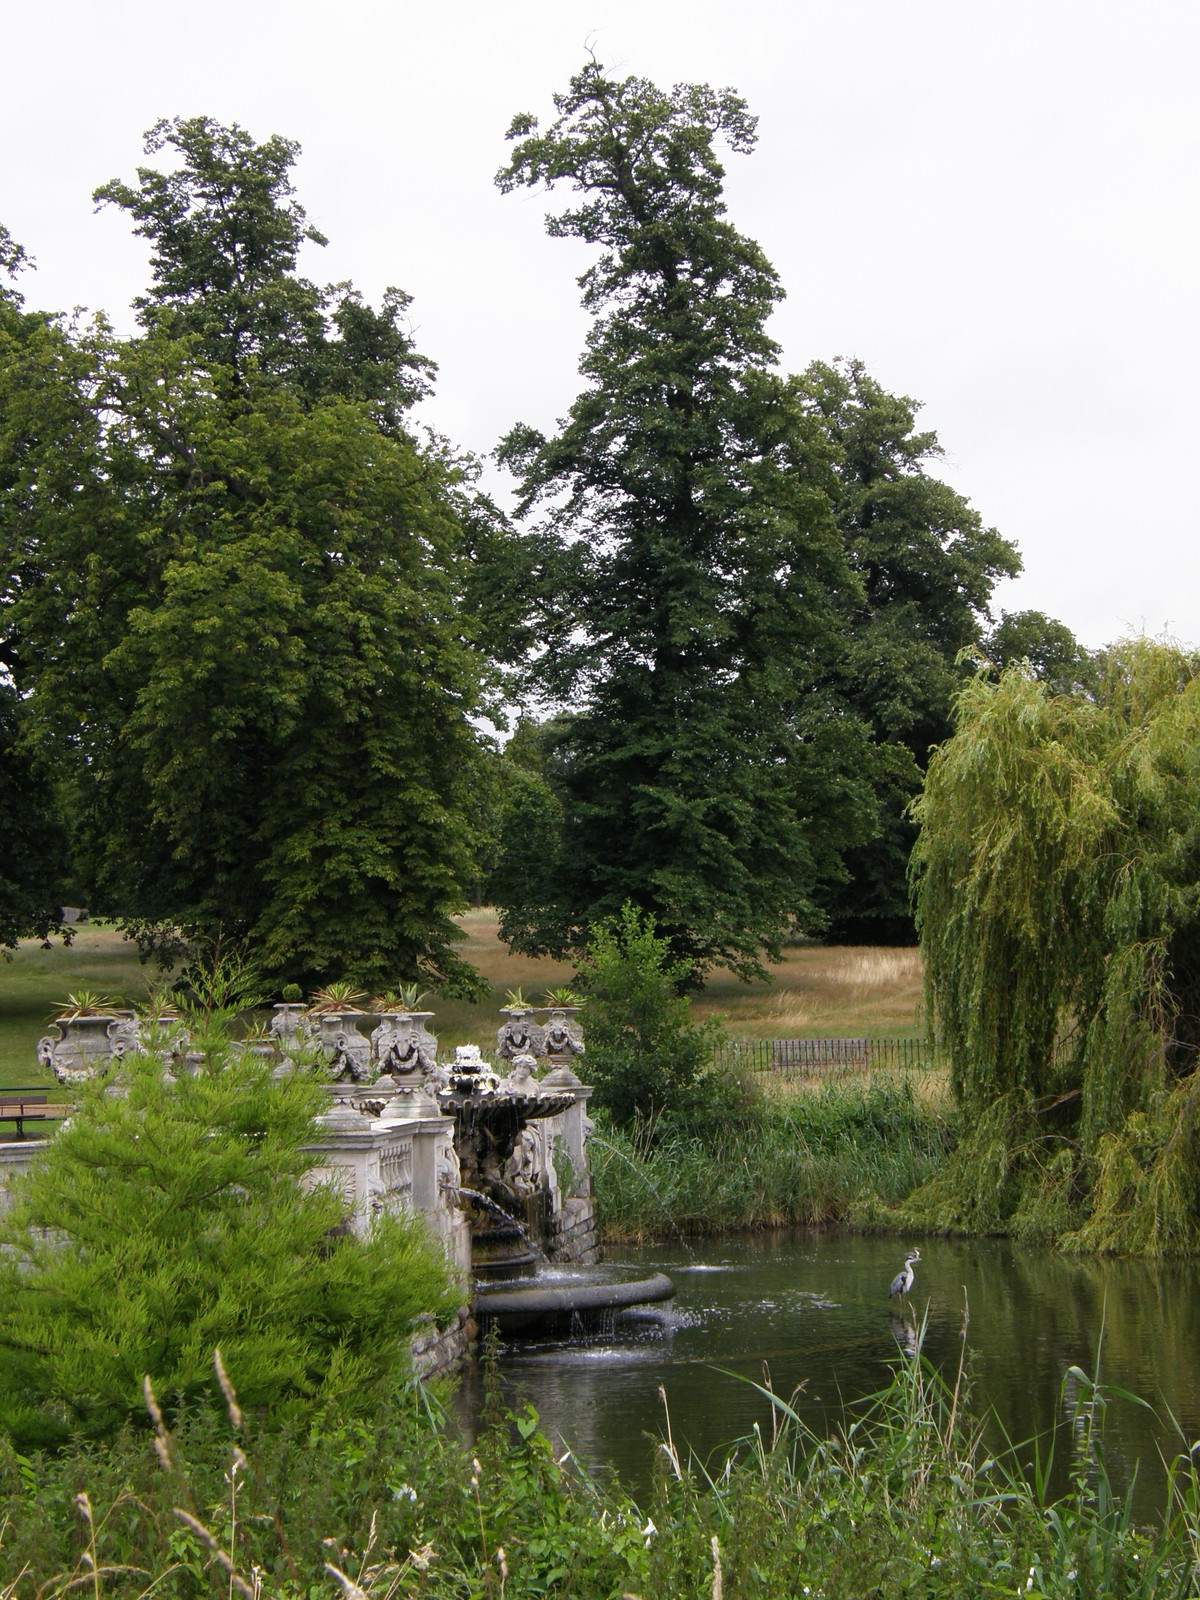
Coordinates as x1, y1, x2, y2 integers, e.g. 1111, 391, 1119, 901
460, 1229, 1200, 1519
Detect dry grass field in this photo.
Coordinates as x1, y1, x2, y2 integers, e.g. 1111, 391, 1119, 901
0, 911, 925, 1084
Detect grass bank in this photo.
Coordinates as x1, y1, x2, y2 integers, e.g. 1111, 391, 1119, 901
591, 1075, 955, 1241
3, 1344, 1195, 1599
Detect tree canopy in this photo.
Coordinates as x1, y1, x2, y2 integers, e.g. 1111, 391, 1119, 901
493, 61, 881, 980
1, 122, 502, 990
799, 359, 1021, 941
1, 80, 1085, 992
910, 641, 1200, 1251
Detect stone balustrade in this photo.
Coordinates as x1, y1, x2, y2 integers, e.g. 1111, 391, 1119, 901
16, 1001, 597, 1283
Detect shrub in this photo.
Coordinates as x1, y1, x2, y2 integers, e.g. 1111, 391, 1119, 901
578, 903, 724, 1129
0, 1043, 458, 1450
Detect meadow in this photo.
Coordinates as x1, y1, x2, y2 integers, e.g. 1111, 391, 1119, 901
0, 913, 925, 1085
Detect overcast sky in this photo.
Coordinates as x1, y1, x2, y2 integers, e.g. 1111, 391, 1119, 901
6, 1, 1197, 650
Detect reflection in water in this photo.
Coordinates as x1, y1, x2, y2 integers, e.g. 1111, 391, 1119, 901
457, 1230, 1200, 1518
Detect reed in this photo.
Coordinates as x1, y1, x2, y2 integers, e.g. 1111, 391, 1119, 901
3, 1339, 1194, 1599
591, 1076, 954, 1240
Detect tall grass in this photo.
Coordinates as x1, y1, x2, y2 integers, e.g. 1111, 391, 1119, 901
5, 1337, 1198, 1598
592, 1074, 954, 1239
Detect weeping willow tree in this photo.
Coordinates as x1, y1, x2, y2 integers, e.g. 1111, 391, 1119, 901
909, 640, 1200, 1253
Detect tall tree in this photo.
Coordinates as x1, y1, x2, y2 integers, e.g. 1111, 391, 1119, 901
495, 62, 877, 979
2, 128, 499, 991
0, 227, 77, 950
799, 359, 1021, 941
92, 117, 433, 421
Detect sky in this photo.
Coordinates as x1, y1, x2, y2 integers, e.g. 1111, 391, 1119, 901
6, 0, 1197, 651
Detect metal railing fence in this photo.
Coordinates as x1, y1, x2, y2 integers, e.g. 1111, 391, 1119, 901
713, 1036, 930, 1075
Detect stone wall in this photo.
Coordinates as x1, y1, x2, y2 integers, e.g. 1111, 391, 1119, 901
410, 1304, 475, 1378
0, 1139, 47, 1216
549, 1194, 598, 1264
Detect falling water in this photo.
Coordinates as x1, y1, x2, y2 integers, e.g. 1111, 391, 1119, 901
589, 1136, 694, 1257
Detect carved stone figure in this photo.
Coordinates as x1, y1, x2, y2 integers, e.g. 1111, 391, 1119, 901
371, 1011, 438, 1077
496, 1007, 545, 1061
498, 1052, 538, 1093
542, 1006, 585, 1061
314, 1012, 373, 1082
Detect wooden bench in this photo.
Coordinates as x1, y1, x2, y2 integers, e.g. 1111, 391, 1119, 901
0, 1090, 72, 1139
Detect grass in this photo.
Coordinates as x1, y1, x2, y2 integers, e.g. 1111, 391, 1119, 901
4, 1338, 1197, 1598
693, 941, 925, 1039
0, 913, 925, 1087
591, 1075, 954, 1240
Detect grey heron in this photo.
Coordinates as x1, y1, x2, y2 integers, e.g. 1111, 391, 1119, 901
888, 1248, 920, 1301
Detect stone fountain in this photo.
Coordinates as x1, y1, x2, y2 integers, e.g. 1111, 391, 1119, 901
434, 1046, 576, 1280
18, 993, 674, 1339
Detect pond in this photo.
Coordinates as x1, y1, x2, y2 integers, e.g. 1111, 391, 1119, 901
459, 1230, 1200, 1520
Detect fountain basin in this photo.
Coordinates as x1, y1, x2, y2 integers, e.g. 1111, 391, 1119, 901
474, 1270, 675, 1335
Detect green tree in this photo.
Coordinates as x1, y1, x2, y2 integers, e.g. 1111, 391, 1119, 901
0, 681, 71, 951
578, 901, 724, 1128
495, 62, 876, 980
92, 117, 434, 419
799, 359, 1021, 941
0, 228, 78, 950
0, 1044, 457, 1449
910, 641, 1200, 1251
2, 128, 501, 991
986, 607, 1099, 696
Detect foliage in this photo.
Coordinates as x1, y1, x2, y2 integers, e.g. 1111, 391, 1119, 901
592, 1075, 951, 1238
50, 989, 118, 1019
307, 981, 368, 1013
987, 608, 1101, 696
577, 902, 724, 1127
3, 1330, 1198, 1598
909, 641, 1200, 1250
494, 61, 881, 980
92, 117, 434, 418
1, 127, 500, 994
0, 1037, 457, 1451
0, 681, 71, 954
0, 238, 76, 955
543, 985, 581, 1005
799, 358, 1023, 942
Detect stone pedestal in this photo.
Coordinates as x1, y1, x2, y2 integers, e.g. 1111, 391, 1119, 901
303, 1099, 380, 1235
302, 1094, 470, 1279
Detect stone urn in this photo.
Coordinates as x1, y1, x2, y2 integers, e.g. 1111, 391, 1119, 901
542, 1006, 585, 1063
371, 1011, 438, 1077
367, 1011, 441, 1118
311, 1010, 373, 1082
269, 1002, 311, 1052
497, 1006, 546, 1062
37, 1011, 137, 1085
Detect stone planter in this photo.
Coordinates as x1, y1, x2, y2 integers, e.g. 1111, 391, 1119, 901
368, 1012, 439, 1119
541, 1006, 585, 1063
371, 1011, 438, 1077
311, 1010, 373, 1082
269, 1002, 311, 1052
36, 1011, 139, 1085
497, 1006, 545, 1061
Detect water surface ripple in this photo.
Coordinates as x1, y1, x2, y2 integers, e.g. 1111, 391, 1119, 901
459, 1229, 1200, 1519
